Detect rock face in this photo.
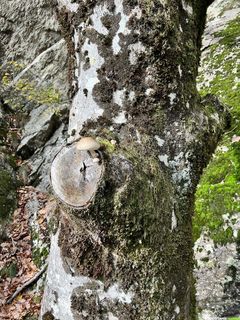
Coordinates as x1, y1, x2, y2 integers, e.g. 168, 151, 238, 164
0, 0, 67, 92
0, 0, 69, 191
17, 104, 64, 159
194, 0, 240, 319
195, 233, 240, 319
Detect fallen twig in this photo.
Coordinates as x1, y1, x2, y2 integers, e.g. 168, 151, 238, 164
6, 263, 48, 304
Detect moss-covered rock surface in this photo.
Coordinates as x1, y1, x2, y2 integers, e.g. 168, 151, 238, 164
195, 3, 240, 245
194, 0, 240, 318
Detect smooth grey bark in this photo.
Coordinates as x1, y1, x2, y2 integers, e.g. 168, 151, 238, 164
41, 1, 229, 319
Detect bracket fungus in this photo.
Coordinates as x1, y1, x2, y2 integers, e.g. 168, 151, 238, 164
51, 139, 104, 208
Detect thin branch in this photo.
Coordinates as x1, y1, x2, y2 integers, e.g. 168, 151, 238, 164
6, 263, 48, 304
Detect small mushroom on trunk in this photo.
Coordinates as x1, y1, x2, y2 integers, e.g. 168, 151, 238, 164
76, 137, 100, 161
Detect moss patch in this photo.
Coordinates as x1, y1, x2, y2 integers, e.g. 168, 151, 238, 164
32, 246, 49, 269
0, 61, 62, 111
0, 262, 18, 278
194, 16, 240, 244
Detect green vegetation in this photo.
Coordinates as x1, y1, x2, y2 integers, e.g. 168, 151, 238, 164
31, 228, 49, 268
0, 61, 61, 110
97, 137, 116, 153
0, 262, 18, 278
194, 16, 240, 244
32, 246, 49, 268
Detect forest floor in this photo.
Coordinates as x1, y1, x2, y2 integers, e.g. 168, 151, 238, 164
0, 187, 53, 320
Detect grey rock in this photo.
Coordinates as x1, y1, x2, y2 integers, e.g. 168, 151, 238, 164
28, 123, 68, 191
17, 103, 68, 159
0, 0, 68, 98
203, 6, 240, 50
0, 0, 70, 190
195, 231, 240, 318
201, 0, 240, 53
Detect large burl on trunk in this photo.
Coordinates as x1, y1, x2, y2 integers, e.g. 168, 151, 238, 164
41, 0, 228, 319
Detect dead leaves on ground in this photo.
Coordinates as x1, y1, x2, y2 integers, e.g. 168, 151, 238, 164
0, 187, 56, 319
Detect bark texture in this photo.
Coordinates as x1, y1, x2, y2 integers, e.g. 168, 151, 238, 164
41, 1, 229, 319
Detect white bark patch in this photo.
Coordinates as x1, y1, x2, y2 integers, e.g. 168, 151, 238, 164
169, 151, 192, 192
178, 65, 182, 77
73, 29, 80, 78
182, 0, 193, 15
169, 92, 176, 105
112, 0, 142, 54
112, 89, 135, 124
175, 305, 180, 314
198, 310, 219, 320
58, 0, 79, 12
129, 90, 135, 101
145, 88, 154, 96
171, 210, 177, 230
112, 0, 130, 54
108, 312, 119, 320
113, 89, 125, 107
132, 6, 142, 19
136, 129, 141, 143
41, 230, 93, 320
128, 42, 146, 65
91, 4, 110, 35
210, 112, 220, 124
99, 283, 133, 303
113, 111, 127, 124
68, 39, 105, 142
41, 230, 134, 319
155, 135, 165, 147
158, 154, 169, 166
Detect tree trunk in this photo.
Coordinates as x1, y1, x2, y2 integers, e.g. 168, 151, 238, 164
41, 1, 229, 319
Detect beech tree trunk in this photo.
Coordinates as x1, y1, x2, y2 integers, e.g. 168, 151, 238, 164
41, 1, 228, 319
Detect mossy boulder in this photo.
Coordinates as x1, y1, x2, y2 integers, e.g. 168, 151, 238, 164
195, 13, 240, 245
195, 1, 240, 318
